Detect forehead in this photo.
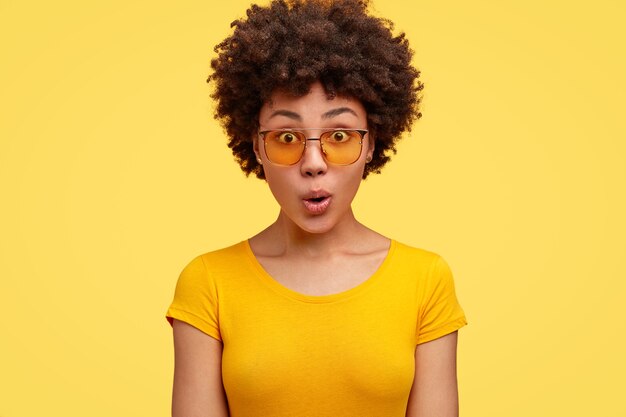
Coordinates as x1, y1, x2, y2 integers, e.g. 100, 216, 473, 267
259, 81, 367, 125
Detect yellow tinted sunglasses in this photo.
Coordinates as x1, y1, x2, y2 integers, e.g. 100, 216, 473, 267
258, 128, 367, 166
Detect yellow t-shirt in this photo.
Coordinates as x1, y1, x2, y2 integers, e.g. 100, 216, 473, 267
165, 239, 468, 416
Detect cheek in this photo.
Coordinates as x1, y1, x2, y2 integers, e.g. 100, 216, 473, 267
340, 168, 366, 199
263, 169, 293, 201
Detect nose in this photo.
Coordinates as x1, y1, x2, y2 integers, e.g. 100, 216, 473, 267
300, 138, 328, 177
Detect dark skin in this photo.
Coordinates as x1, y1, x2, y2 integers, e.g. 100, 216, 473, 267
171, 82, 460, 417
208, 0, 422, 181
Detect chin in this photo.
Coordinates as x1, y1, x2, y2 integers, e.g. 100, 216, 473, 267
280, 200, 354, 235
295, 218, 337, 235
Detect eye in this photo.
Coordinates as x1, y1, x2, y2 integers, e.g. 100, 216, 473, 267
327, 130, 352, 143
277, 132, 299, 144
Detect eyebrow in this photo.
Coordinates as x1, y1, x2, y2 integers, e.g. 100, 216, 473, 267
321, 107, 358, 119
268, 107, 358, 121
268, 109, 302, 121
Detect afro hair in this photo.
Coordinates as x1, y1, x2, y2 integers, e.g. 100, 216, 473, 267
208, 0, 423, 179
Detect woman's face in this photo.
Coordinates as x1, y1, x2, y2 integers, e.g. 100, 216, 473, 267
254, 81, 374, 235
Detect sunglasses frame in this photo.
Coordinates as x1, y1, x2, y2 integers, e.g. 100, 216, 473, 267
258, 128, 368, 166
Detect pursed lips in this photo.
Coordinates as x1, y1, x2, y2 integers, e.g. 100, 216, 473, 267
301, 190, 332, 215
302, 190, 331, 202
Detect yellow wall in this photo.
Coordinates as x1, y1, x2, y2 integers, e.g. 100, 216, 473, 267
1, 0, 624, 415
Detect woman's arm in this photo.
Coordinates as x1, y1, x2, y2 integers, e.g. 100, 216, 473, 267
406, 331, 460, 417
172, 319, 229, 417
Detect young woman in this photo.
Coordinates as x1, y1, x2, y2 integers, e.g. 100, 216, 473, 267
165, 1, 468, 416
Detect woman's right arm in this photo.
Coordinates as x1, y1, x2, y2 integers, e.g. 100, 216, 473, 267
172, 319, 230, 417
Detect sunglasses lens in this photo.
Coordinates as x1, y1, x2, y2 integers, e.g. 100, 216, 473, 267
264, 131, 306, 165
262, 130, 364, 165
320, 130, 363, 165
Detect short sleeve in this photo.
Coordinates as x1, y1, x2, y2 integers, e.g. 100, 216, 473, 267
416, 255, 468, 345
165, 255, 222, 341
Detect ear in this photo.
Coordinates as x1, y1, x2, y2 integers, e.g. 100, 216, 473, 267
366, 133, 375, 162
252, 135, 260, 156
252, 134, 263, 165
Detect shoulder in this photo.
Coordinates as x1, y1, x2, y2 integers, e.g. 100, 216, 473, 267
390, 239, 445, 270
386, 240, 458, 294
174, 240, 251, 291
183, 240, 249, 271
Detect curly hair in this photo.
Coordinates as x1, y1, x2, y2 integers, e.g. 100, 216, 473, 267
208, 0, 423, 179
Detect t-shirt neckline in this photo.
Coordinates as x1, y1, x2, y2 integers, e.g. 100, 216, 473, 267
241, 239, 397, 304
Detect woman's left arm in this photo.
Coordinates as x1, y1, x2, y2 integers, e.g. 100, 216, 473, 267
406, 331, 460, 417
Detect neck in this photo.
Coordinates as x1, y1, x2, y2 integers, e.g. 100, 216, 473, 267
263, 207, 368, 258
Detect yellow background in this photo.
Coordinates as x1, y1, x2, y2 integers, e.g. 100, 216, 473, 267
1, 0, 624, 415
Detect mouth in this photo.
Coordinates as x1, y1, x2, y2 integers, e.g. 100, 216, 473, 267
303, 190, 331, 201
302, 191, 332, 215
